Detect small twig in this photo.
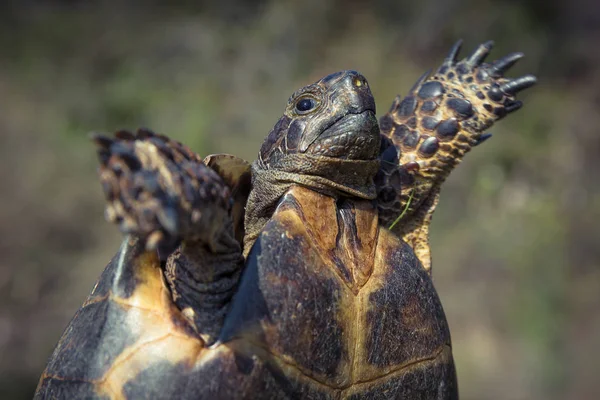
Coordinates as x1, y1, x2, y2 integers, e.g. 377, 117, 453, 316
388, 188, 415, 231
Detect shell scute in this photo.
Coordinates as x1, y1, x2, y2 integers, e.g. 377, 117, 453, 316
220, 199, 351, 387
362, 237, 450, 371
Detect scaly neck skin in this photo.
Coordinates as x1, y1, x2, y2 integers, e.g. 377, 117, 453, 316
242, 153, 380, 257
164, 219, 243, 345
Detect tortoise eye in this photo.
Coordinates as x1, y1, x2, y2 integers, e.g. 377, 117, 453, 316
295, 98, 316, 113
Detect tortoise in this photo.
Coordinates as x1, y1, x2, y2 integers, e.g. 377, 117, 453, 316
35, 40, 536, 399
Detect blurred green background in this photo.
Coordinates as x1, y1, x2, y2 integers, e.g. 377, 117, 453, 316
1, 0, 598, 399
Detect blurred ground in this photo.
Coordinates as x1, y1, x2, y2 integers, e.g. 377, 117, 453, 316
0, 0, 599, 399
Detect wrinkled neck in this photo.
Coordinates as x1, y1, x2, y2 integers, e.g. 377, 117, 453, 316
243, 153, 380, 257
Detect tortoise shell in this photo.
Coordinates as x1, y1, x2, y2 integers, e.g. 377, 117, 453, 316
36, 41, 535, 399
36, 190, 455, 398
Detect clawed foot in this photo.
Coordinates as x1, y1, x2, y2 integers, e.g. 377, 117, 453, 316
432, 39, 537, 132
91, 128, 231, 252
377, 40, 537, 265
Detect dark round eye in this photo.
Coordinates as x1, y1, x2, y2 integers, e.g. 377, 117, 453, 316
295, 98, 316, 113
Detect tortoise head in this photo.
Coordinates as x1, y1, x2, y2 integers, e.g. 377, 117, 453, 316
258, 70, 380, 166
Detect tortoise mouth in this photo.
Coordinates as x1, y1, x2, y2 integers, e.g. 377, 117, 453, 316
308, 110, 380, 160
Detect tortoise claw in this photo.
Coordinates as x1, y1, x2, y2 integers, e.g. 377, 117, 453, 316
489, 52, 524, 77
474, 132, 493, 146
443, 39, 463, 67
410, 69, 431, 93
136, 127, 157, 139
114, 129, 136, 141
90, 133, 114, 149
466, 40, 494, 67
500, 75, 537, 95
505, 100, 523, 114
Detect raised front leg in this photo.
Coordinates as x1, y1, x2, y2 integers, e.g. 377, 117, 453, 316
93, 128, 234, 252
93, 129, 248, 343
376, 41, 536, 273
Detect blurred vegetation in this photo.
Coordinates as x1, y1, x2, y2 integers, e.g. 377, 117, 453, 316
0, 0, 598, 399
